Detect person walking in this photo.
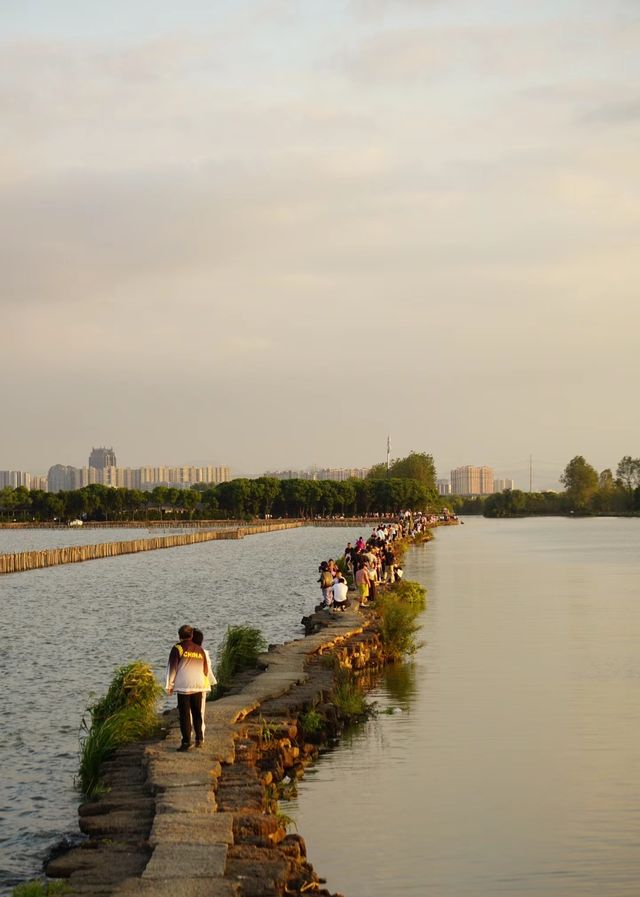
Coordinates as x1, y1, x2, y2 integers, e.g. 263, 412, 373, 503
192, 628, 217, 740
165, 624, 209, 752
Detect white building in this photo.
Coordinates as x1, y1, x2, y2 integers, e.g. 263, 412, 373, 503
450, 466, 494, 496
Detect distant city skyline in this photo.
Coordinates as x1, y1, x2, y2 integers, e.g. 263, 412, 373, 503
1, 442, 562, 492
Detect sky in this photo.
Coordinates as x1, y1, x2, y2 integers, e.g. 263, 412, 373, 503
1, 0, 639, 489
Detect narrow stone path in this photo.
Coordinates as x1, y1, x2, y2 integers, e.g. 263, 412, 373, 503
49, 603, 372, 897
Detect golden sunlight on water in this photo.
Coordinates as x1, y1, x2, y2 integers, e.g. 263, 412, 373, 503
289, 518, 640, 897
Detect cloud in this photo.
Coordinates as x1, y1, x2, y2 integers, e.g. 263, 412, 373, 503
337, 19, 640, 84
582, 96, 640, 125
1, 6, 639, 472
349, 0, 443, 20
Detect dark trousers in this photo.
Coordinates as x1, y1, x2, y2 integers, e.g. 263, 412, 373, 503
177, 692, 204, 746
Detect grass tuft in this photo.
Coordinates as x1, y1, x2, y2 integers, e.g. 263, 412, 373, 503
375, 579, 426, 661
213, 625, 267, 696
78, 661, 162, 797
12, 881, 68, 897
88, 661, 161, 727
300, 708, 323, 737
332, 669, 368, 719
389, 578, 427, 610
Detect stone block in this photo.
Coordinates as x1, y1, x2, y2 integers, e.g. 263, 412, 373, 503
113, 877, 240, 897
143, 843, 227, 880
79, 810, 152, 836
147, 754, 219, 793
149, 811, 235, 847
155, 785, 217, 815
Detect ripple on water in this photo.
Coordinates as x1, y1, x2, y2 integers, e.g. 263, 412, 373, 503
0, 525, 363, 893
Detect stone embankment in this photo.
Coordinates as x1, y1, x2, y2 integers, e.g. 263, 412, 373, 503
47, 604, 383, 897
0, 522, 303, 575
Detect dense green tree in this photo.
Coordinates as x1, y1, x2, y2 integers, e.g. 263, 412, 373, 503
353, 478, 374, 514
9, 486, 32, 521
260, 477, 281, 517
125, 489, 148, 520
176, 489, 200, 518
367, 451, 437, 492
66, 489, 89, 520
484, 490, 528, 517
0, 487, 20, 520
390, 452, 437, 489
277, 479, 309, 517
371, 478, 399, 513
616, 456, 640, 491
336, 479, 356, 515
305, 480, 323, 516
199, 487, 219, 517
560, 456, 599, 512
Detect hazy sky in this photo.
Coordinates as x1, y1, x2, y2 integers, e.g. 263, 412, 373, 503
2, 0, 638, 488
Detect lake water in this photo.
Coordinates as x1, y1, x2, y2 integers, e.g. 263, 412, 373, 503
0, 525, 238, 555
4, 518, 640, 897
289, 517, 640, 897
0, 525, 364, 894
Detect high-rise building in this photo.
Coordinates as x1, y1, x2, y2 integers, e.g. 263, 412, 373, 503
0, 470, 32, 489
436, 479, 452, 495
89, 446, 117, 469
44, 460, 229, 492
47, 465, 77, 493
493, 478, 515, 492
450, 466, 494, 496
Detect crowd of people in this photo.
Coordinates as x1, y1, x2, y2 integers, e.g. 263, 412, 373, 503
317, 515, 422, 611
165, 511, 454, 753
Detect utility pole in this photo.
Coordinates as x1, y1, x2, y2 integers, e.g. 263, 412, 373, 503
386, 436, 391, 476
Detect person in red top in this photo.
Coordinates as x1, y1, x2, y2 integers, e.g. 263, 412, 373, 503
165, 624, 209, 752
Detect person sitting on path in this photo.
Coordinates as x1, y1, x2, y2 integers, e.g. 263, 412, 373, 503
332, 573, 349, 612
165, 624, 209, 752
192, 627, 217, 740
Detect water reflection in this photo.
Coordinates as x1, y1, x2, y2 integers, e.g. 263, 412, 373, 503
290, 518, 640, 897
384, 660, 418, 708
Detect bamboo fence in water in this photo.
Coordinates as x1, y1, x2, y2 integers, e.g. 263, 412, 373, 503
0, 522, 303, 575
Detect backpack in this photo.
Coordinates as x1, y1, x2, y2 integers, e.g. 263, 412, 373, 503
321, 571, 333, 588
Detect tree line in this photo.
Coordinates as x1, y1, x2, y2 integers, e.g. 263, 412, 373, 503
0, 476, 442, 523
0, 451, 442, 523
483, 455, 640, 517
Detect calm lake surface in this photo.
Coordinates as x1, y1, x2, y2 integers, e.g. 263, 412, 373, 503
0, 525, 223, 554
0, 525, 363, 894
3, 519, 639, 897
290, 517, 640, 897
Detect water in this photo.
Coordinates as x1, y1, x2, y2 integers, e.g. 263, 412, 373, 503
289, 517, 640, 897
0, 526, 199, 554
0, 525, 364, 894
